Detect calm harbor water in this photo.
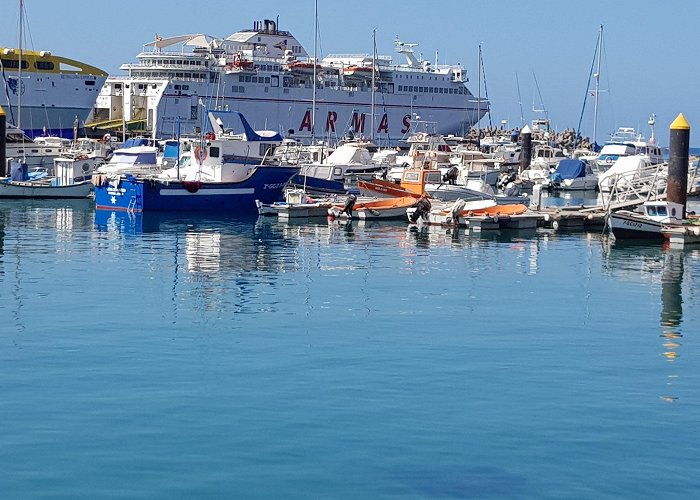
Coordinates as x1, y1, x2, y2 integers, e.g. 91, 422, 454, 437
1, 198, 699, 499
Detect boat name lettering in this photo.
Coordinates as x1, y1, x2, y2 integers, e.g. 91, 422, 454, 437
622, 220, 643, 228
264, 182, 287, 190
106, 187, 126, 195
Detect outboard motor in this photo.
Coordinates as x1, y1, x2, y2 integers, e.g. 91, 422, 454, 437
410, 196, 432, 222
496, 170, 516, 191
342, 193, 357, 217
442, 166, 459, 185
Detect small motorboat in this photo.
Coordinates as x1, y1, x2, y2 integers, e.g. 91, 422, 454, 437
329, 195, 418, 220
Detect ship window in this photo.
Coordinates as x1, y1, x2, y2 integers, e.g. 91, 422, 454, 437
271, 75, 279, 87
174, 85, 181, 90
1, 59, 29, 69
259, 143, 276, 156
252, 76, 258, 83
245, 76, 252, 82
265, 77, 270, 84
182, 85, 189, 90
35, 60, 54, 70
84, 80, 96, 86
208, 146, 220, 158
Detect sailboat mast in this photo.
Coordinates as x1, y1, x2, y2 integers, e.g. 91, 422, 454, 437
592, 24, 603, 147
370, 29, 376, 143
311, 0, 318, 142
476, 43, 481, 145
18, 0, 24, 131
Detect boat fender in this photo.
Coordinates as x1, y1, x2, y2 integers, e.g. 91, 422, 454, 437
182, 180, 202, 193
492, 215, 499, 223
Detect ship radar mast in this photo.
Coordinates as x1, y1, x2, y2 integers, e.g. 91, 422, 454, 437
394, 38, 420, 67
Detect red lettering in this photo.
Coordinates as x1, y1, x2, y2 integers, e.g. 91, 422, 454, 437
401, 114, 411, 134
351, 112, 366, 133
325, 111, 337, 132
299, 110, 312, 132
377, 113, 389, 134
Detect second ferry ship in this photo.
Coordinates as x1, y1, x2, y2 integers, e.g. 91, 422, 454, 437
1, 47, 107, 138
94, 19, 488, 145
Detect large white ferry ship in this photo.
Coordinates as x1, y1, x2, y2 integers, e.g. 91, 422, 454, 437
1, 47, 107, 138
93, 19, 488, 146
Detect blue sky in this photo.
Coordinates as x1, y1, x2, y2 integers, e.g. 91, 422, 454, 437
3, 0, 700, 145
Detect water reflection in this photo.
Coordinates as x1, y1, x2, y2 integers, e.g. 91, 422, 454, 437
660, 249, 684, 402
604, 239, 687, 402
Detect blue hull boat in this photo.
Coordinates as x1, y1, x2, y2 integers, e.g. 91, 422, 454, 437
94, 165, 298, 213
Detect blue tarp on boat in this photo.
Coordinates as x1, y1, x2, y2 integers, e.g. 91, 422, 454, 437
553, 159, 587, 179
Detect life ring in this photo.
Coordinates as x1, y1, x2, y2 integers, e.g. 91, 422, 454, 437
194, 145, 207, 161
415, 132, 426, 141
412, 150, 420, 159
102, 133, 111, 142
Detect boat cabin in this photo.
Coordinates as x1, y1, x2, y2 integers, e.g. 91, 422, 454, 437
641, 201, 684, 224
399, 168, 443, 195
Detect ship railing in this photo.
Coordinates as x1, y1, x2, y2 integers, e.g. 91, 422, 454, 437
325, 53, 392, 61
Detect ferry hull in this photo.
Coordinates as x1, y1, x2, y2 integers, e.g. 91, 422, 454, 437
95, 166, 298, 213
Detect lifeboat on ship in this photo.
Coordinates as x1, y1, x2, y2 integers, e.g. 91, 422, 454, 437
225, 53, 255, 73
343, 65, 374, 79
287, 60, 322, 75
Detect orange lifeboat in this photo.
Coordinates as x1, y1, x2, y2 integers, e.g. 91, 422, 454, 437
288, 60, 321, 75
343, 65, 373, 78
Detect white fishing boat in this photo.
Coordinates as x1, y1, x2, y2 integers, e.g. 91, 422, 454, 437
93, 19, 488, 145
0, 156, 92, 199
255, 188, 333, 219
596, 125, 664, 172
4, 123, 68, 169
609, 200, 684, 239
